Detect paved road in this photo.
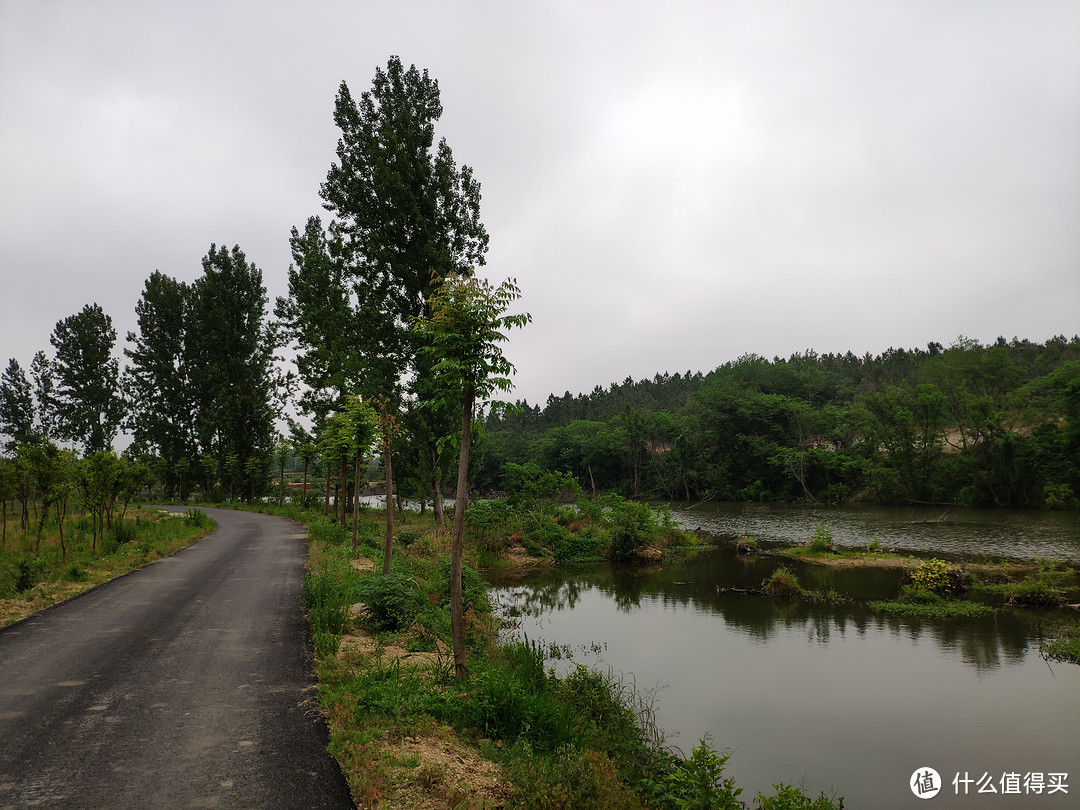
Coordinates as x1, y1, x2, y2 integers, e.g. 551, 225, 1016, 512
0, 508, 355, 809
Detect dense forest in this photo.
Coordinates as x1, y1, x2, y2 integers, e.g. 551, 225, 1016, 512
478, 336, 1080, 509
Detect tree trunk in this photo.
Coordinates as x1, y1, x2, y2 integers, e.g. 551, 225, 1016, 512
58, 500, 66, 565
339, 457, 348, 528
351, 453, 362, 554
431, 447, 445, 526
323, 468, 330, 516
450, 384, 474, 680
382, 448, 394, 575
302, 460, 309, 510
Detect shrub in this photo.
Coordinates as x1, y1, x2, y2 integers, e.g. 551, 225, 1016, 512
763, 567, 803, 600
1006, 577, 1065, 608
395, 530, 421, 549
908, 558, 954, 595
807, 525, 834, 553
109, 519, 137, 546
661, 738, 743, 810
12, 556, 40, 593
354, 572, 425, 632
182, 507, 211, 528
756, 782, 844, 809
62, 563, 88, 583
608, 498, 659, 562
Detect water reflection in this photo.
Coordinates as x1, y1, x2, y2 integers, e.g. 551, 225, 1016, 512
489, 554, 1080, 807
493, 553, 1040, 674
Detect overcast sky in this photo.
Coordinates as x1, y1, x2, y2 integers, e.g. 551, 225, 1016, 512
2, 1, 1078, 411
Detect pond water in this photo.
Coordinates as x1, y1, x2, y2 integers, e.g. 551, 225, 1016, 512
488, 506, 1080, 808
664, 501, 1080, 563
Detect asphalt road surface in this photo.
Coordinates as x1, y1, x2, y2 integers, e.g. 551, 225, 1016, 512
0, 507, 356, 809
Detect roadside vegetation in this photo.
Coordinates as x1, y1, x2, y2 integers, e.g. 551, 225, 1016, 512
243, 495, 845, 809
0, 505, 213, 627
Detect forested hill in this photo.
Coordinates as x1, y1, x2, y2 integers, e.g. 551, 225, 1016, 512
480, 336, 1080, 509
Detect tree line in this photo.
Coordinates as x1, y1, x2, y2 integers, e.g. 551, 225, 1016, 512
0, 56, 527, 678
481, 337, 1080, 509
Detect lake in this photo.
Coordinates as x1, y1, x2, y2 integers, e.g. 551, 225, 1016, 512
488, 504, 1080, 808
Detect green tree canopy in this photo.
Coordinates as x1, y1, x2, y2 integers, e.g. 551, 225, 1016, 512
50, 303, 124, 453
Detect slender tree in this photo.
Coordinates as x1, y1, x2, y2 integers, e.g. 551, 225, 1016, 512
415, 272, 530, 678
0, 359, 35, 453
278, 57, 490, 515
30, 350, 58, 442
50, 303, 125, 453
188, 245, 277, 499
124, 271, 196, 488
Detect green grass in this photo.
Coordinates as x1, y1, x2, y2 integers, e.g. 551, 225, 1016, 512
0, 507, 213, 626
869, 585, 995, 620
261, 498, 842, 809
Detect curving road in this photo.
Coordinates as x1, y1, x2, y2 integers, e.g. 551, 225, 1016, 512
0, 508, 355, 810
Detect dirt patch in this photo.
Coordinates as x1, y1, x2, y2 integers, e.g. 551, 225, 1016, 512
501, 544, 552, 567
383, 728, 513, 808
351, 556, 376, 573
338, 617, 450, 669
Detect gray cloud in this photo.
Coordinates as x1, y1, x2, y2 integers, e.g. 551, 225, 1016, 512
2, 0, 1078, 410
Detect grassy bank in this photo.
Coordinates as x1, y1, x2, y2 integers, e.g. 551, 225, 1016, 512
0, 506, 214, 627
256, 499, 843, 809
743, 527, 1080, 659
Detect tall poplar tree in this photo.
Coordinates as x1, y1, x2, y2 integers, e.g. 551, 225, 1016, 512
278, 55, 489, 516
30, 350, 58, 442
50, 303, 124, 453
0, 359, 35, 453
124, 271, 197, 491
188, 244, 277, 501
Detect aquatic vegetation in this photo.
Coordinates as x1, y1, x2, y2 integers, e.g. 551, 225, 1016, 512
907, 558, 956, 596
869, 586, 994, 620
807, 525, 835, 553
736, 536, 758, 554
763, 567, 803, 600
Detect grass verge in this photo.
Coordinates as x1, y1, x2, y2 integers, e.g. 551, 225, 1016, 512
265, 499, 843, 809
0, 507, 213, 627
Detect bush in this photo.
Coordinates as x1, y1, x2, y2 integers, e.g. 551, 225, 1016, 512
12, 556, 41, 593
608, 498, 659, 562
110, 519, 137, 546
395, 529, 421, 549
807, 525, 834, 553
736, 536, 758, 554
756, 782, 844, 809
354, 572, 425, 632
1006, 576, 1065, 608
907, 558, 954, 595
182, 507, 212, 528
763, 567, 803, 600
661, 738, 743, 810
62, 563, 88, 583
